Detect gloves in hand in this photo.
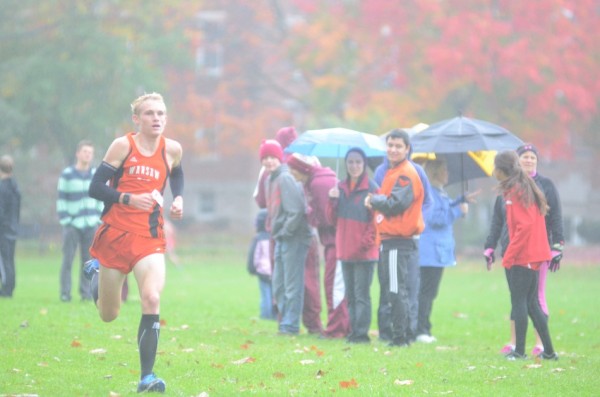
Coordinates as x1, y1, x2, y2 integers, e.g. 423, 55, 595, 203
549, 242, 564, 272
483, 248, 495, 271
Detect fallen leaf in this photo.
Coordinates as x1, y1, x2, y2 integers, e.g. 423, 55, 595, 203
273, 372, 285, 379
379, 367, 388, 375
394, 379, 414, 386
37, 362, 48, 367
240, 344, 250, 350
315, 369, 326, 378
40, 308, 48, 315
111, 335, 123, 340
71, 340, 82, 348
435, 346, 458, 351
232, 357, 255, 365
525, 363, 542, 369
181, 324, 189, 330
339, 378, 359, 389
160, 319, 167, 326
415, 362, 423, 368
181, 348, 194, 353
104, 375, 113, 379
211, 363, 224, 369
20, 320, 29, 328
195, 393, 210, 397
109, 392, 121, 397
453, 312, 468, 319
551, 367, 566, 372
89, 348, 107, 354
300, 359, 315, 365
315, 350, 324, 357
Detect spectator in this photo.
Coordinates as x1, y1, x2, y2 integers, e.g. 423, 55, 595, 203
260, 139, 312, 335
365, 129, 425, 347
288, 152, 350, 338
0, 155, 21, 298
247, 209, 277, 320
415, 158, 478, 343
327, 147, 379, 343
489, 150, 558, 361
56, 140, 103, 302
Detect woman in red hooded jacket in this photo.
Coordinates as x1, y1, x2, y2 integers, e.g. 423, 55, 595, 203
492, 150, 558, 361
327, 148, 379, 343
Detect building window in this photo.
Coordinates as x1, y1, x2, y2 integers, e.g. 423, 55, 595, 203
195, 43, 223, 78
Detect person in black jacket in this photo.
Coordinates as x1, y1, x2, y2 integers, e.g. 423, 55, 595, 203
484, 143, 564, 357
0, 155, 21, 298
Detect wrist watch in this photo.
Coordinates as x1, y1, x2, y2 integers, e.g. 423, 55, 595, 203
123, 193, 131, 205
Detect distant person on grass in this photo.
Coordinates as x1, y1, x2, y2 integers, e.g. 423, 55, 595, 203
415, 158, 478, 344
488, 150, 558, 361
288, 152, 350, 339
56, 140, 103, 302
0, 155, 21, 298
247, 208, 277, 320
85, 92, 184, 393
365, 129, 425, 347
260, 139, 312, 335
327, 147, 379, 344
484, 143, 564, 357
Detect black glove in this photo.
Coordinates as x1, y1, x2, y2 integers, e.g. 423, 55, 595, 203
483, 248, 495, 271
549, 243, 564, 272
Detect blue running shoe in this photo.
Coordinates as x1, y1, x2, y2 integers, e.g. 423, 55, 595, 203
84, 259, 100, 304
83, 259, 99, 281
137, 373, 166, 393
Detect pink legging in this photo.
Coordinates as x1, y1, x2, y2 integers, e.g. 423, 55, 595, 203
538, 261, 549, 316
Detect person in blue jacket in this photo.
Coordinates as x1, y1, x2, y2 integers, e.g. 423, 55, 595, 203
415, 158, 478, 343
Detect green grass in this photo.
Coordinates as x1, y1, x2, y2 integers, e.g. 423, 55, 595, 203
1, 243, 599, 396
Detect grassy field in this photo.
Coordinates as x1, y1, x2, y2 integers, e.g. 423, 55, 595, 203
1, 242, 599, 396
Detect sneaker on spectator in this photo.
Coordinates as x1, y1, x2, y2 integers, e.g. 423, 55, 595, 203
531, 345, 544, 357
415, 334, 437, 344
500, 344, 515, 355
538, 351, 559, 361
505, 351, 527, 360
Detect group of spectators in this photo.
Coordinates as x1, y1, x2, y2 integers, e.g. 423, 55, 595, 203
248, 126, 563, 361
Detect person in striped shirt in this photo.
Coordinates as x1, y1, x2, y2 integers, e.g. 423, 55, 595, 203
56, 140, 103, 302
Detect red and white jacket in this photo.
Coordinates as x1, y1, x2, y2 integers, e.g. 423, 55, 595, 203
502, 188, 551, 270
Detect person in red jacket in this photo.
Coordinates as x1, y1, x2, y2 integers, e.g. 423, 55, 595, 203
288, 152, 350, 338
491, 150, 558, 361
328, 148, 379, 343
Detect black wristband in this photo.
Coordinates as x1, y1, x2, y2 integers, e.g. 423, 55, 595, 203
122, 193, 131, 205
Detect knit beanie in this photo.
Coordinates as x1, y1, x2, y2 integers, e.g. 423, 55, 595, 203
516, 143, 538, 158
287, 152, 315, 174
275, 126, 298, 149
259, 139, 283, 161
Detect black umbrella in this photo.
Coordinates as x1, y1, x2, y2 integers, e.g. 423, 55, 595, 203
410, 116, 523, 190
410, 116, 523, 153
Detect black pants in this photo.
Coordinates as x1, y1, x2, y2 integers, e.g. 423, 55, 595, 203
377, 239, 418, 343
0, 237, 16, 296
507, 266, 555, 356
417, 266, 444, 336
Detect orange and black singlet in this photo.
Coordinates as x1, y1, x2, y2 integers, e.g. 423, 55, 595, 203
101, 132, 170, 238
